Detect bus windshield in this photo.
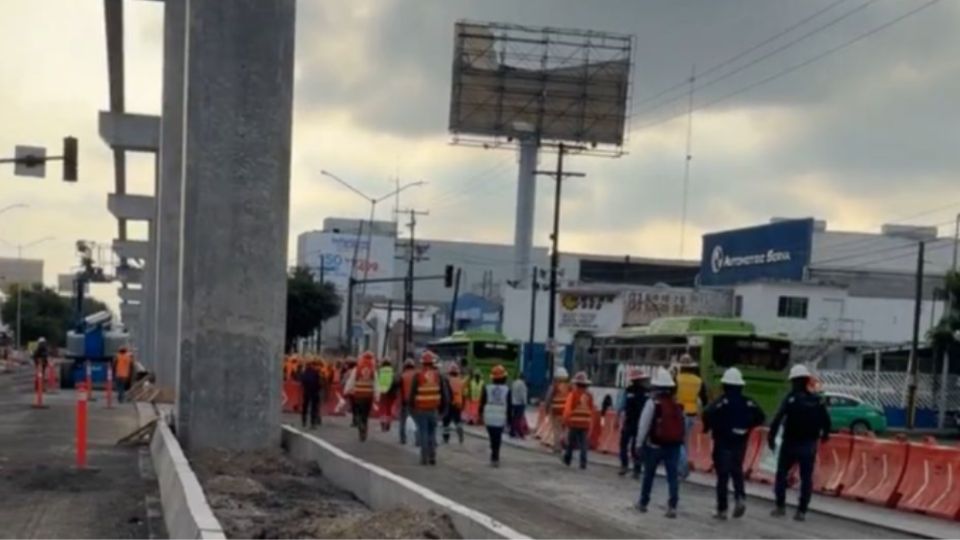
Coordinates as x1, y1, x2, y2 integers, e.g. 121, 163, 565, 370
428, 342, 469, 363
473, 341, 519, 361
712, 335, 790, 372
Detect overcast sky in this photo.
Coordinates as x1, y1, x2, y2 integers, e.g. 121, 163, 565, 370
1, 0, 957, 309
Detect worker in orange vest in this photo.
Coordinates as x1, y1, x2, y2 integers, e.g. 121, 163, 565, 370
344, 352, 379, 441
544, 367, 571, 453
408, 351, 449, 465
443, 363, 466, 445
391, 358, 417, 445
114, 346, 133, 403
562, 371, 596, 469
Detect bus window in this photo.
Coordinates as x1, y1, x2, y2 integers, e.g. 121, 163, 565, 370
428, 343, 469, 363
473, 341, 519, 361
712, 336, 789, 371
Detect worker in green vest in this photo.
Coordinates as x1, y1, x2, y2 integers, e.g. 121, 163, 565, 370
466, 370, 485, 424
378, 359, 396, 432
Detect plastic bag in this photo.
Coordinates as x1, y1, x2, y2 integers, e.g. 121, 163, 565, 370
405, 416, 418, 443
758, 426, 783, 475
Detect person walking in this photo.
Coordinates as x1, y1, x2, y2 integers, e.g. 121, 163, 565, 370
466, 370, 485, 424
561, 371, 596, 469
636, 367, 686, 518
676, 354, 708, 479
390, 358, 417, 445
702, 368, 766, 520
113, 346, 133, 403
344, 352, 379, 441
544, 367, 571, 453
509, 373, 528, 438
33, 337, 50, 373
769, 364, 831, 522
377, 359, 395, 432
480, 364, 512, 467
409, 351, 448, 465
443, 363, 466, 444
300, 360, 322, 429
618, 368, 649, 478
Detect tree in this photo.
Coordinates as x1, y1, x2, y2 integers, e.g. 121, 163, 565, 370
286, 266, 341, 351
0, 283, 109, 347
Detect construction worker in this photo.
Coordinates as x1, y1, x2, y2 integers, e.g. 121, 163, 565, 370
544, 367, 571, 453
114, 346, 133, 403
561, 371, 595, 469
466, 370, 484, 424
442, 363, 465, 444
300, 360, 322, 429
409, 351, 448, 465
618, 368, 649, 478
636, 367, 686, 518
391, 358, 417, 445
344, 352, 379, 441
676, 354, 708, 479
377, 359, 395, 432
508, 373, 528, 438
769, 364, 831, 522
33, 337, 50, 373
702, 367, 766, 520
343, 357, 358, 426
479, 364, 511, 467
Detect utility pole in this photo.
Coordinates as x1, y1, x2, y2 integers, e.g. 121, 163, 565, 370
906, 241, 925, 430
318, 258, 325, 353
399, 208, 428, 362
448, 267, 462, 335
527, 266, 539, 374
383, 299, 393, 360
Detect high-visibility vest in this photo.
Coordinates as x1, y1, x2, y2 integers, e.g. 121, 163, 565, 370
353, 360, 376, 401
448, 376, 464, 409
551, 382, 570, 416
468, 378, 484, 400
565, 389, 594, 430
377, 366, 394, 394
677, 372, 702, 415
483, 383, 509, 427
401, 370, 416, 401
115, 352, 132, 379
414, 369, 441, 412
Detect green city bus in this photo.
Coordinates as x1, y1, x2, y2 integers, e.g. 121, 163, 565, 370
591, 316, 792, 415
427, 331, 520, 380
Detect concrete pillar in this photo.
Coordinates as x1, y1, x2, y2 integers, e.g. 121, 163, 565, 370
140, 220, 156, 370
513, 137, 538, 286
154, 0, 186, 391
175, 0, 295, 451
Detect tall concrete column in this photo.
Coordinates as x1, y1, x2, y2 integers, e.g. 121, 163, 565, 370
176, 0, 295, 451
513, 137, 538, 286
141, 219, 156, 370
154, 0, 186, 391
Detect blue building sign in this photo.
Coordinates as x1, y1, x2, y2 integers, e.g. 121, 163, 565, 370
700, 219, 814, 286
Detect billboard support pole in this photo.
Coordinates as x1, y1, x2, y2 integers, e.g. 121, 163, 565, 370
346, 277, 355, 356
514, 137, 538, 286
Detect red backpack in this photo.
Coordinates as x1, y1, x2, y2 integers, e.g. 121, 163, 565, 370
651, 395, 685, 445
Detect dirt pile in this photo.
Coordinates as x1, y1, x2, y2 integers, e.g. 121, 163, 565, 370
191, 449, 460, 539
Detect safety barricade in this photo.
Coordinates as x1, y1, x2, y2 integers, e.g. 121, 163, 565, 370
813, 432, 855, 494
685, 420, 714, 473
282, 381, 302, 413
588, 412, 602, 451
596, 411, 621, 455
895, 437, 960, 520
838, 433, 909, 507
748, 427, 797, 486
532, 405, 547, 440
463, 399, 481, 425
323, 388, 348, 417
742, 428, 764, 476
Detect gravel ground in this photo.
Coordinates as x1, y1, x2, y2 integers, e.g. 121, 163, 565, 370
191, 449, 461, 539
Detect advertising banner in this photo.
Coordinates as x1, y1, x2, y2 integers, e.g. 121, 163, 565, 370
700, 219, 814, 286
300, 232, 396, 298
622, 288, 733, 326
557, 291, 622, 332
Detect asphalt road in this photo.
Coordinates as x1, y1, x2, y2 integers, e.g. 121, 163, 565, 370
0, 362, 164, 539
299, 415, 919, 539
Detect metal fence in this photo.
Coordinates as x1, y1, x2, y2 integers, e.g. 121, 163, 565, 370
818, 370, 960, 411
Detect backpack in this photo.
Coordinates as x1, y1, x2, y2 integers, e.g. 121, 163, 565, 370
651, 396, 685, 445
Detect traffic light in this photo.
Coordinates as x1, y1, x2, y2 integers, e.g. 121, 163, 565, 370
444, 265, 455, 288
62, 136, 77, 182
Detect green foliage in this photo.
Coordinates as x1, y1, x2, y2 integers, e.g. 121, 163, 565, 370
1, 283, 109, 347
286, 266, 341, 350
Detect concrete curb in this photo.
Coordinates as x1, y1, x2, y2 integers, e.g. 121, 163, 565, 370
282, 425, 530, 540
150, 419, 226, 539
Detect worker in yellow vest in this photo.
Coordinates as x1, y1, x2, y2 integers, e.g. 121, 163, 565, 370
466, 370, 484, 424
377, 359, 395, 432
544, 367, 571, 453
344, 352, 379, 441
676, 354, 708, 479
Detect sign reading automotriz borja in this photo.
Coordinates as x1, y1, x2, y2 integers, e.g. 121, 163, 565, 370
700, 219, 813, 286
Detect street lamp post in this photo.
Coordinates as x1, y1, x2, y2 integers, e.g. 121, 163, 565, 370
1, 236, 55, 349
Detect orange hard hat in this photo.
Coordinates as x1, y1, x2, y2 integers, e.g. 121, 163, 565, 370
491, 364, 507, 380
420, 350, 437, 366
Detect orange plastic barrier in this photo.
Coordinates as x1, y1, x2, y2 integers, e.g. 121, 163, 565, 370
742, 429, 764, 476
463, 400, 482, 425
588, 412, 602, 451
838, 433, 909, 507
322, 388, 347, 416
282, 381, 302, 413
596, 411, 621, 455
748, 427, 797, 486
686, 420, 714, 473
533, 405, 547, 440
813, 432, 855, 494
895, 437, 960, 520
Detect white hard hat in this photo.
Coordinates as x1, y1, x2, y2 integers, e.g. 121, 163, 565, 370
37, 337, 46, 343
651, 367, 676, 388
789, 364, 812, 380
721, 367, 745, 386
554, 367, 569, 380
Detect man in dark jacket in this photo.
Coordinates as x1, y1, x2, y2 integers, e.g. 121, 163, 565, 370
300, 362, 322, 429
618, 369, 649, 478
703, 367, 766, 520
768, 364, 831, 522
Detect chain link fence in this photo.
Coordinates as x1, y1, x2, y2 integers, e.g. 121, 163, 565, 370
818, 369, 960, 411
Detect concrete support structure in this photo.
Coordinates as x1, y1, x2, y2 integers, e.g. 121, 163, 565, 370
513, 138, 538, 287
175, 0, 296, 451
154, 0, 186, 392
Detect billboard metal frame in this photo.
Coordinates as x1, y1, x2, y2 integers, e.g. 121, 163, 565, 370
449, 21, 633, 156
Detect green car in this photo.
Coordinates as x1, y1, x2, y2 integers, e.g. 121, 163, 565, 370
823, 392, 887, 434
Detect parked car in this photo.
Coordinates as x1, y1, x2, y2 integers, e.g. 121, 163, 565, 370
823, 392, 887, 434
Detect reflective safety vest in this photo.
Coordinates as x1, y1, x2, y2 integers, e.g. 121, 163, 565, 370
414, 369, 441, 412
483, 383, 509, 428
115, 352, 133, 379
353, 361, 376, 401
677, 373, 702, 415
377, 366, 394, 394
564, 389, 594, 430
468, 378, 484, 401
551, 382, 571, 416
401, 369, 416, 401
448, 376, 465, 409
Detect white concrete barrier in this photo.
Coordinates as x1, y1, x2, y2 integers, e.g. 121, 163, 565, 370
282, 425, 530, 540
150, 420, 226, 539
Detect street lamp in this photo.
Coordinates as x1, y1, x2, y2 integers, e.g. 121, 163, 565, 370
0, 236, 55, 349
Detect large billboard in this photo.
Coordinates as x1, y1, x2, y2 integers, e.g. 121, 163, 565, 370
700, 219, 814, 286
449, 21, 632, 149
622, 288, 732, 326
299, 232, 396, 298
557, 290, 623, 332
